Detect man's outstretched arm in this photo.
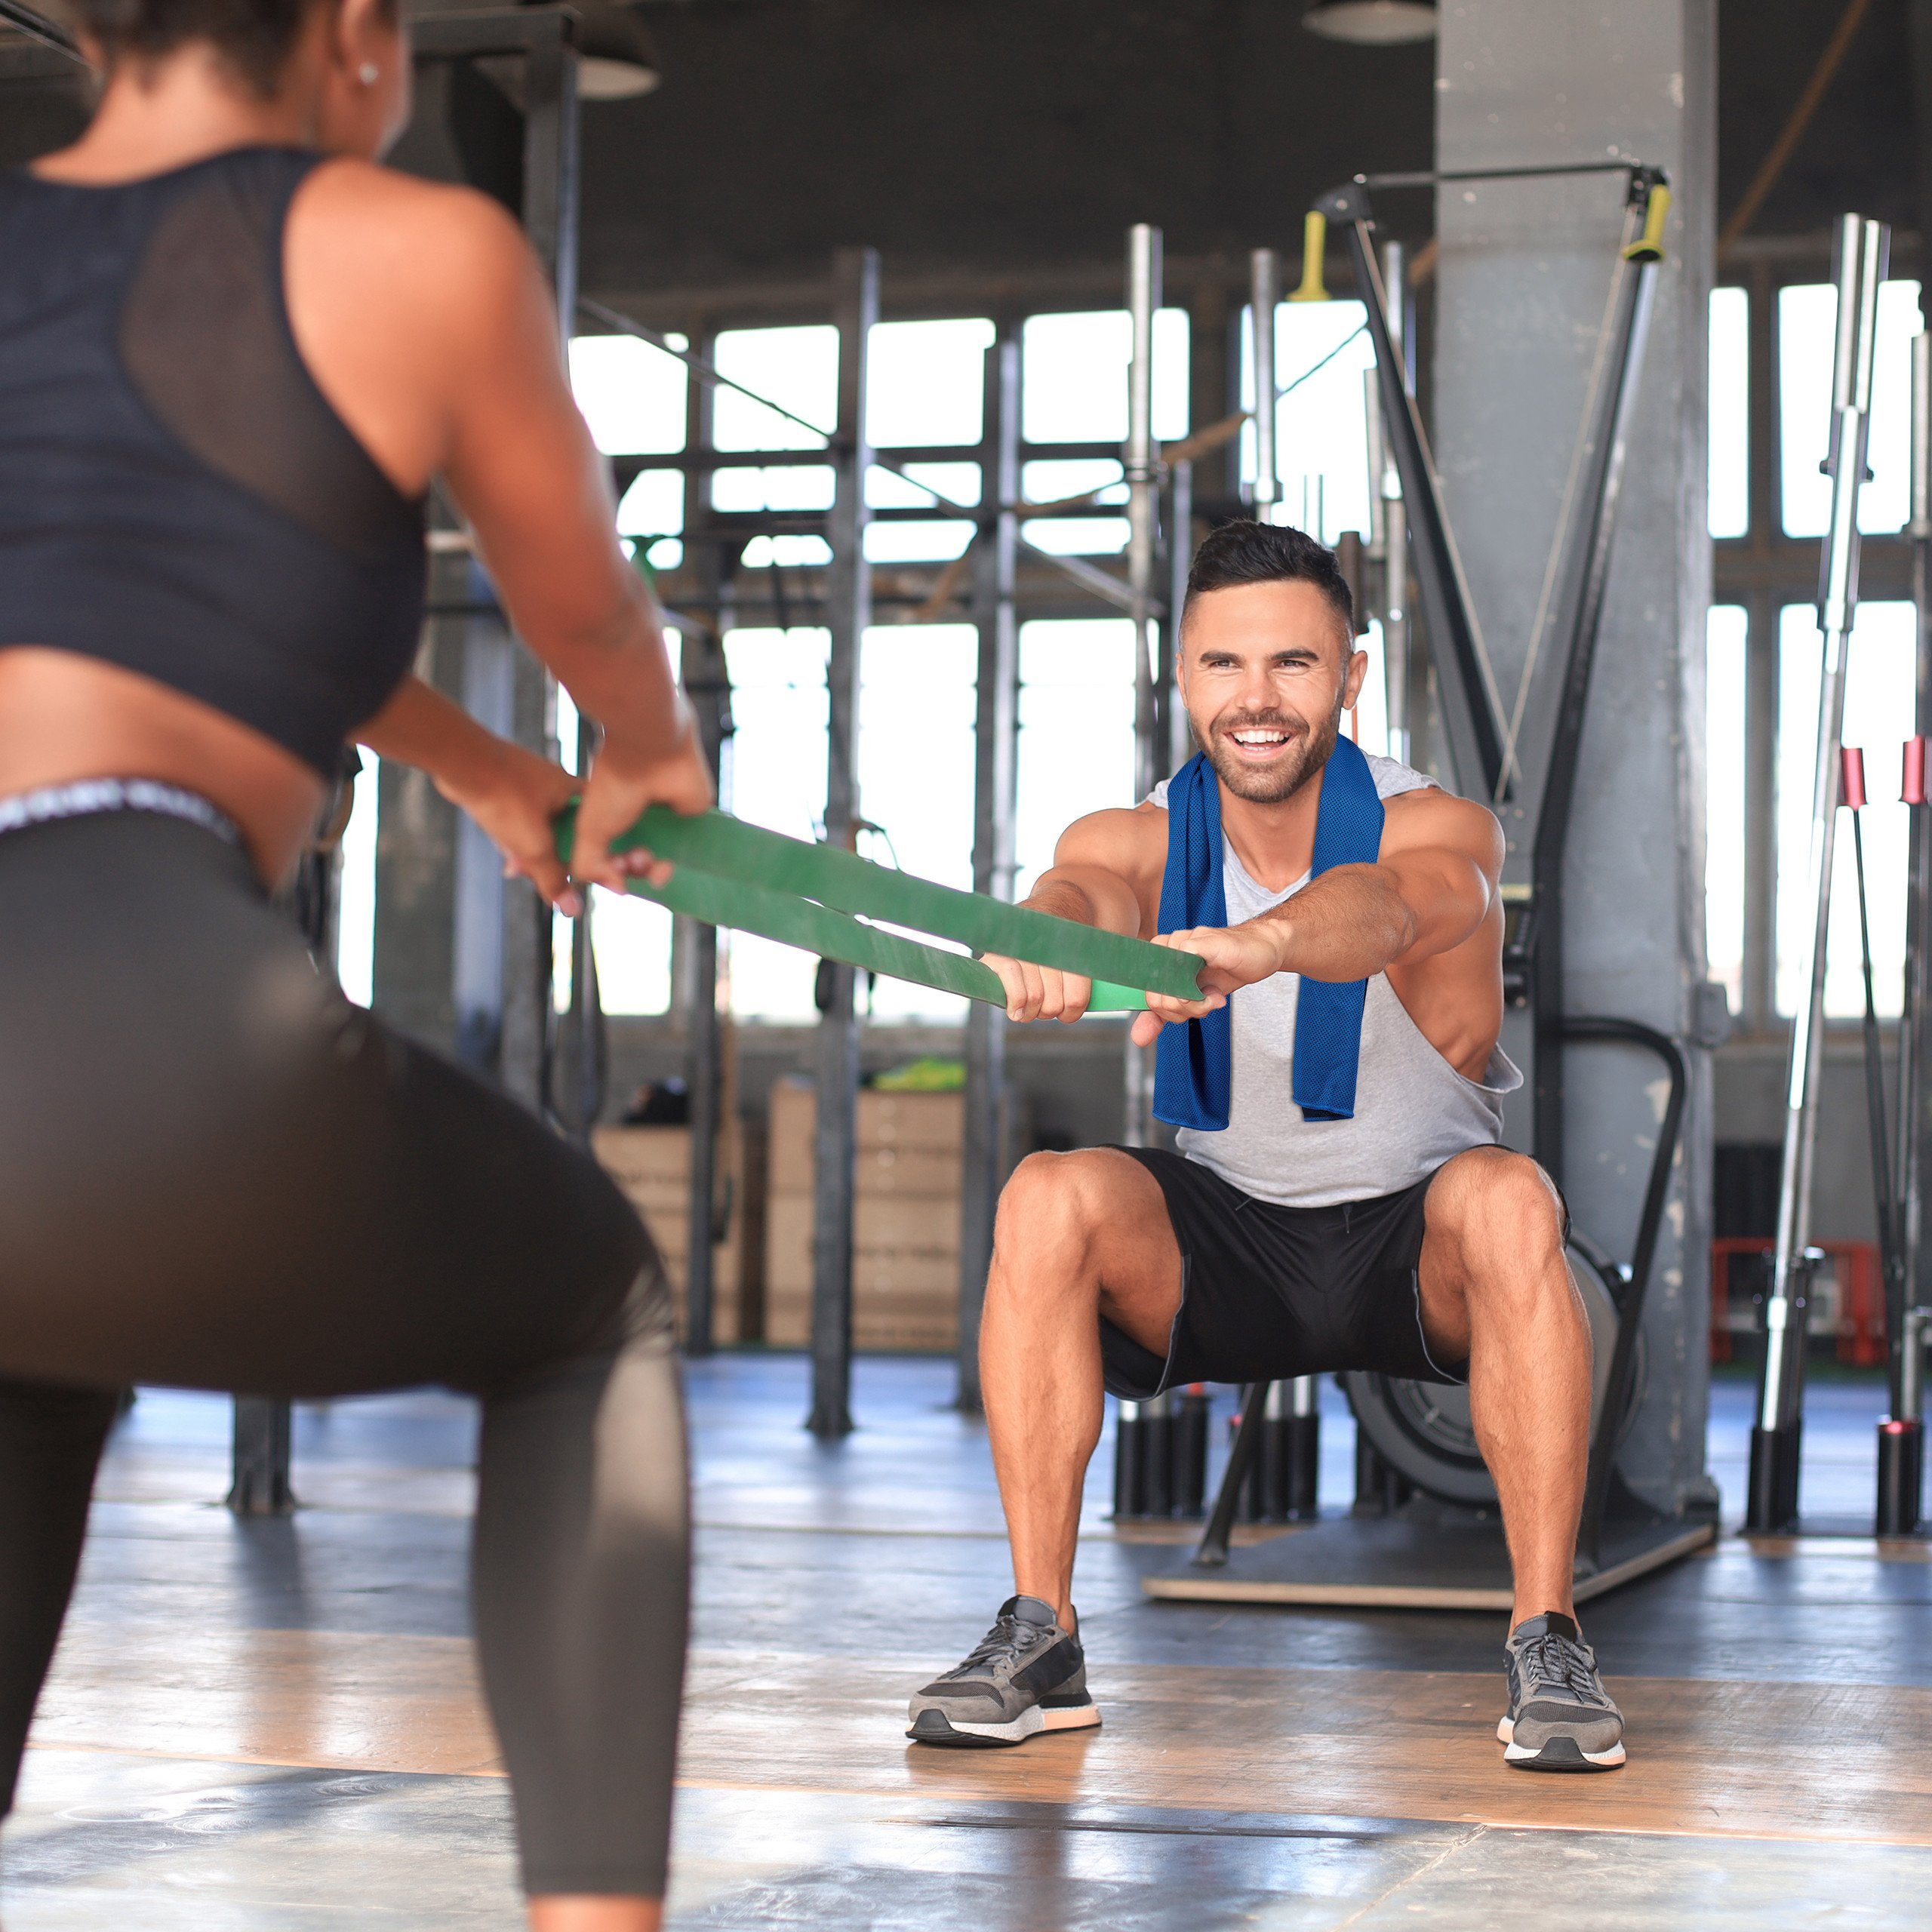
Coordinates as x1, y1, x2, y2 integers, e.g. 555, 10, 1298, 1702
1131, 790, 1502, 1043
985, 808, 1161, 1023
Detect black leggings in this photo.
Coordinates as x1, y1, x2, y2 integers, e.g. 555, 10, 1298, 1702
0, 803, 688, 1897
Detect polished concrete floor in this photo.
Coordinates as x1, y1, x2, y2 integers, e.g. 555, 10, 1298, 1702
3, 1358, 1927, 1929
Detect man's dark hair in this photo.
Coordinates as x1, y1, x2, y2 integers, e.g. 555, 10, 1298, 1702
72, 0, 392, 95
1182, 518, 1355, 645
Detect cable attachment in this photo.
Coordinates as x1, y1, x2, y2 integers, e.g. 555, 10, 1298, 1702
1622, 177, 1672, 264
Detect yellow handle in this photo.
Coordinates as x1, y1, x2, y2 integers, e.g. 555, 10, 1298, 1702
1289, 210, 1331, 302
1623, 184, 1671, 264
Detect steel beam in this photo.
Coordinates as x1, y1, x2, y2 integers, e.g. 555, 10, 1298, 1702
679, 330, 725, 1355
1249, 250, 1281, 521
958, 325, 1023, 1414
228, 1397, 294, 1517
1749, 214, 1890, 1532
1377, 240, 1412, 768
1123, 225, 1162, 1149
808, 247, 878, 1440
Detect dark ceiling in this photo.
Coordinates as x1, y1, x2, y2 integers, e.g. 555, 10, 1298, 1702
1, 0, 1924, 300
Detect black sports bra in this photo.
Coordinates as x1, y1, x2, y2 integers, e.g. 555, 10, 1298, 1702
0, 145, 426, 776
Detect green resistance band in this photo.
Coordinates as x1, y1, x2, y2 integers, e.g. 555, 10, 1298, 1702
552, 805, 1207, 1014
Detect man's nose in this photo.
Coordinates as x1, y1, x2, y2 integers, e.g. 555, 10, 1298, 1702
1235, 664, 1283, 711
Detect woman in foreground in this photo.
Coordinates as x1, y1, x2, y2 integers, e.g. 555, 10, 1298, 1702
0, 0, 700, 1923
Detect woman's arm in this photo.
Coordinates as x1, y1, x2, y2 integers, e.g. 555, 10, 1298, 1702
288, 164, 712, 889
356, 675, 582, 910
417, 196, 713, 884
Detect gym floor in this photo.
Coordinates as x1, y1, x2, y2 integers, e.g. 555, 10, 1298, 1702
4, 1359, 1927, 1930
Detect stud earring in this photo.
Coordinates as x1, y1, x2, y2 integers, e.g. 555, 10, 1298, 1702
358, 60, 378, 85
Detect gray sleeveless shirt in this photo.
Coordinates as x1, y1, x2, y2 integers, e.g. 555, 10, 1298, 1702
1149, 752, 1521, 1209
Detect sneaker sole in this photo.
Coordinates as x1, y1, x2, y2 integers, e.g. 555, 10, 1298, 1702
906, 1702, 1102, 1749
1496, 1716, 1625, 1771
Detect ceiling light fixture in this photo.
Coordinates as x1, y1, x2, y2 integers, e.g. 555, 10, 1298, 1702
518, 0, 662, 99
1302, 0, 1437, 47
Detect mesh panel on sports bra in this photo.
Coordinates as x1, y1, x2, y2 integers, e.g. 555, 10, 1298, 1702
117, 167, 413, 558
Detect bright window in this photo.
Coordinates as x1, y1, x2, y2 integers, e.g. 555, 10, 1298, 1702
336, 751, 379, 1007
1019, 456, 1131, 558
1776, 601, 1915, 1017
1019, 514, 1132, 557
867, 462, 982, 511
1020, 309, 1189, 445
721, 626, 979, 1022
1779, 280, 1924, 538
568, 333, 688, 454
854, 626, 980, 1022
1015, 619, 1139, 900
616, 469, 684, 542
712, 464, 835, 515
718, 629, 829, 1020
866, 319, 995, 448
863, 521, 974, 564
1709, 288, 1749, 539
1346, 618, 1390, 761
1023, 457, 1126, 509
1706, 606, 1749, 1011
1241, 300, 1377, 544
738, 534, 833, 569
712, 325, 836, 451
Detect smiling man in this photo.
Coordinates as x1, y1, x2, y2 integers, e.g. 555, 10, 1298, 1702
906, 520, 1625, 1774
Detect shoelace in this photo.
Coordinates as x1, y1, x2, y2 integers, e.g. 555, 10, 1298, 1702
1516, 1632, 1610, 1706
944, 1614, 1044, 1678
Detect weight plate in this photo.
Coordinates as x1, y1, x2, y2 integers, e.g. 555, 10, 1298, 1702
1341, 1236, 1645, 1508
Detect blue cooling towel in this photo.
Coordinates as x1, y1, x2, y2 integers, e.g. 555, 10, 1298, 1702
1151, 737, 1386, 1131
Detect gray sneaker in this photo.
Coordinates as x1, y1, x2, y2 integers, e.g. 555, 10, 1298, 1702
907, 1595, 1101, 1748
1498, 1612, 1626, 1770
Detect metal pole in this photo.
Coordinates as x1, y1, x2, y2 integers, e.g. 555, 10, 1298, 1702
1249, 249, 1281, 522
808, 246, 878, 1440
452, 572, 515, 1074
1124, 223, 1163, 1149
1126, 223, 1164, 801
958, 325, 1022, 1414
1166, 456, 1195, 776
1378, 240, 1411, 767
229, 1398, 294, 1516
499, 22, 581, 1114
682, 623, 728, 1356
1749, 214, 1889, 1532
1318, 185, 1507, 800
680, 334, 723, 1354
1882, 328, 1932, 1534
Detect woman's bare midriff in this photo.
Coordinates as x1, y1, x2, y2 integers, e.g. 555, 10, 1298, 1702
0, 648, 326, 884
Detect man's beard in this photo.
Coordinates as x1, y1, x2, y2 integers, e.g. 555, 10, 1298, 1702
1200, 703, 1343, 804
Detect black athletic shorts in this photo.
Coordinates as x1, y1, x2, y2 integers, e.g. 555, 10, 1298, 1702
1099, 1145, 1472, 1400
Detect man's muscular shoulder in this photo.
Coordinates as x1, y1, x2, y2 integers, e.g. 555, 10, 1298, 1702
1052, 801, 1168, 874
1046, 804, 1168, 936
1380, 784, 1505, 879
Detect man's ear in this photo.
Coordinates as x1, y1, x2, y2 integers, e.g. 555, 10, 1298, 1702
1342, 643, 1369, 709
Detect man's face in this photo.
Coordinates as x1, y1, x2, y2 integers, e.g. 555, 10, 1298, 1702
1178, 579, 1367, 804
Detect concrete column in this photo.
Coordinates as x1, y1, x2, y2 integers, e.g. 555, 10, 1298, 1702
1434, 1, 1718, 1515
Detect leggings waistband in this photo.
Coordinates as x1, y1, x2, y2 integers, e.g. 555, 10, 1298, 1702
0, 778, 242, 848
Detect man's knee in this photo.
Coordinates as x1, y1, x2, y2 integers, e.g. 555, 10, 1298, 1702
1428, 1148, 1566, 1270
992, 1150, 1121, 1287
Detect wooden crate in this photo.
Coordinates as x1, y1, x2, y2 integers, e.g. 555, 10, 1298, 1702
764, 1078, 962, 1352
768, 1079, 965, 1193
595, 1123, 744, 1344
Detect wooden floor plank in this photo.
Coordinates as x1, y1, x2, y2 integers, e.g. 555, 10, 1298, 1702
32, 1623, 1932, 1849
